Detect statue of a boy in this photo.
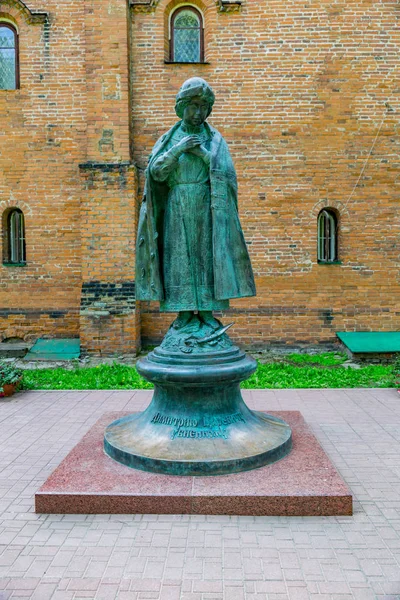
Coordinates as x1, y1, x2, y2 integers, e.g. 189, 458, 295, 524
136, 77, 256, 332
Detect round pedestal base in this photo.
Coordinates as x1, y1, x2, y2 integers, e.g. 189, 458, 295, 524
104, 345, 292, 476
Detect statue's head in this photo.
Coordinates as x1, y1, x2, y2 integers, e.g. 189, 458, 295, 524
175, 77, 215, 126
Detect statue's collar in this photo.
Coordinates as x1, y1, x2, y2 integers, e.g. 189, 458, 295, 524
181, 122, 205, 135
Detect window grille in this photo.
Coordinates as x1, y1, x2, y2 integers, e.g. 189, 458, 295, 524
317, 209, 338, 263
0, 24, 18, 90
7, 209, 26, 264
171, 7, 203, 63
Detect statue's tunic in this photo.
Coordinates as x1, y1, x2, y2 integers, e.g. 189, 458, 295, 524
135, 121, 256, 306
150, 123, 229, 312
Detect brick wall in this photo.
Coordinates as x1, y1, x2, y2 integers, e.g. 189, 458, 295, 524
78, 0, 139, 354
0, 0, 86, 341
0, 0, 140, 354
132, 0, 400, 347
79, 163, 139, 354
1, 0, 399, 352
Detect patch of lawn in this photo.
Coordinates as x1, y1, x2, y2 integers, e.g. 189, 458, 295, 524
284, 351, 347, 366
22, 363, 153, 391
21, 357, 396, 390
242, 362, 394, 389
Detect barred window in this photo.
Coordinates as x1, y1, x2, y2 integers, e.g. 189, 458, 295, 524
171, 7, 203, 63
318, 209, 338, 263
0, 23, 18, 90
3, 209, 26, 265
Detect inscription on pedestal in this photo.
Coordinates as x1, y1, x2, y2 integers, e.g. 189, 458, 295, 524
171, 428, 228, 440
151, 413, 198, 427
150, 411, 245, 441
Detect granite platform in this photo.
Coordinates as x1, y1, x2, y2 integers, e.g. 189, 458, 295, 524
35, 411, 352, 516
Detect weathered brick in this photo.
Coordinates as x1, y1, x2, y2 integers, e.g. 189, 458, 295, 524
0, 0, 399, 352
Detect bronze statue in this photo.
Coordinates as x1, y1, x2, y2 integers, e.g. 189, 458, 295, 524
136, 77, 256, 333
104, 78, 292, 477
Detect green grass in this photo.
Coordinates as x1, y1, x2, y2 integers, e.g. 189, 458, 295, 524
21, 355, 396, 391
242, 362, 394, 389
22, 364, 153, 391
284, 352, 347, 366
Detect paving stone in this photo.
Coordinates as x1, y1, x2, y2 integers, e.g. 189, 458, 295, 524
1, 389, 400, 598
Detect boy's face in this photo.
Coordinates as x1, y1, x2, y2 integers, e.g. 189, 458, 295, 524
183, 96, 208, 127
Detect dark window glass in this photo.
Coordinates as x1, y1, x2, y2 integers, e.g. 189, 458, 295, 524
0, 24, 18, 90
171, 8, 203, 63
7, 209, 26, 264
318, 209, 338, 263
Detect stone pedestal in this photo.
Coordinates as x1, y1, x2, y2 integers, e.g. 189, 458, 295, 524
36, 409, 353, 516
104, 337, 292, 475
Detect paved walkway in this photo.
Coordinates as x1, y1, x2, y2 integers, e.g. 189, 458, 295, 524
0, 388, 400, 600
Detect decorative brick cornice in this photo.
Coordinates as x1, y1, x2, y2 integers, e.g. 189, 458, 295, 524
80, 281, 136, 317
79, 161, 133, 172
0, 0, 48, 24
129, 0, 158, 13
79, 162, 137, 190
130, 0, 242, 13
216, 0, 242, 12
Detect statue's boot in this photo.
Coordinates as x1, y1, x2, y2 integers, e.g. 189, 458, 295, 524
199, 311, 221, 331
172, 311, 193, 330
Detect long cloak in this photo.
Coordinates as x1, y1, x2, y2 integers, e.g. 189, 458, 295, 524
135, 121, 256, 304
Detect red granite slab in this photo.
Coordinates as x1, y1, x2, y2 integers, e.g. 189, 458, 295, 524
35, 411, 352, 516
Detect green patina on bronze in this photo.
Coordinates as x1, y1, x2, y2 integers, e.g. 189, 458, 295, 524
104, 78, 292, 476
136, 77, 255, 333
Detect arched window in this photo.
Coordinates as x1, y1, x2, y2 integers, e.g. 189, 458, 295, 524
0, 23, 19, 90
318, 209, 338, 263
3, 209, 26, 264
170, 7, 204, 63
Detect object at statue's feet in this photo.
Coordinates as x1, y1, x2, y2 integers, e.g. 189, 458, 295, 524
104, 317, 292, 476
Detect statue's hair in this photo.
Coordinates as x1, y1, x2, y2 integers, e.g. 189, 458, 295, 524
175, 77, 215, 119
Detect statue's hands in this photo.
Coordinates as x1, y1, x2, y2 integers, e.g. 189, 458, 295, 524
170, 136, 209, 164
188, 144, 210, 164
175, 135, 202, 154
